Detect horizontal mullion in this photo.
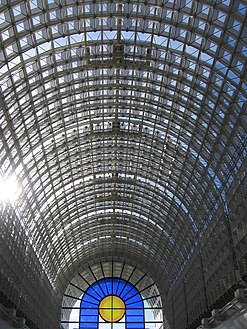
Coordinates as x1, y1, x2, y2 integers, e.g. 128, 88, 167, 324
62, 306, 162, 309
61, 321, 163, 323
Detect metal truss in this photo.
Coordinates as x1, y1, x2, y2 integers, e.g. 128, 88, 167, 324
0, 1, 246, 329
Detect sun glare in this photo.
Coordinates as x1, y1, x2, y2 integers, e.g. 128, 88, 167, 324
0, 176, 21, 202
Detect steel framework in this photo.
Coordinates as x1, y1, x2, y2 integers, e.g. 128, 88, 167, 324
0, 1, 246, 329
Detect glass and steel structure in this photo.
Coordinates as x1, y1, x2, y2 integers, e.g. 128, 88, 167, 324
0, 1, 246, 329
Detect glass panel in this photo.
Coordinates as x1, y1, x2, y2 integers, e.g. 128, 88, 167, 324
62, 263, 162, 329
79, 277, 145, 328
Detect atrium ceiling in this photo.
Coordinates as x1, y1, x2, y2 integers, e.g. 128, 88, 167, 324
0, 0, 246, 329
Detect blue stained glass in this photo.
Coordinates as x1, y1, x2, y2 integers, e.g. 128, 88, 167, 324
80, 308, 97, 316
81, 300, 98, 307
91, 282, 105, 299
125, 309, 143, 316
116, 279, 128, 295
125, 294, 142, 305
80, 322, 98, 329
80, 312, 98, 319
127, 323, 145, 329
95, 279, 107, 296
104, 278, 114, 294
119, 284, 133, 298
82, 293, 100, 304
79, 278, 145, 329
126, 308, 144, 319
112, 278, 121, 295
123, 289, 141, 301
126, 312, 144, 319
80, 309, 98, 316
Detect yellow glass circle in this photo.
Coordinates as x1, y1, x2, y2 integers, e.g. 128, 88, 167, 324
99, 295, 125, 322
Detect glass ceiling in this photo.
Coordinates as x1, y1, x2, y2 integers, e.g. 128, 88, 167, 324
0, 0, 246, 312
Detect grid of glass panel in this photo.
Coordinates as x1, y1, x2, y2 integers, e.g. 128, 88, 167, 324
0, 1, 246, 327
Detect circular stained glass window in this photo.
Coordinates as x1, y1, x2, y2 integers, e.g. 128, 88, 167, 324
99, 295, 126, 322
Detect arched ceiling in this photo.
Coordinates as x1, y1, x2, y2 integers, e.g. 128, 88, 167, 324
0, 0, 246, 299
